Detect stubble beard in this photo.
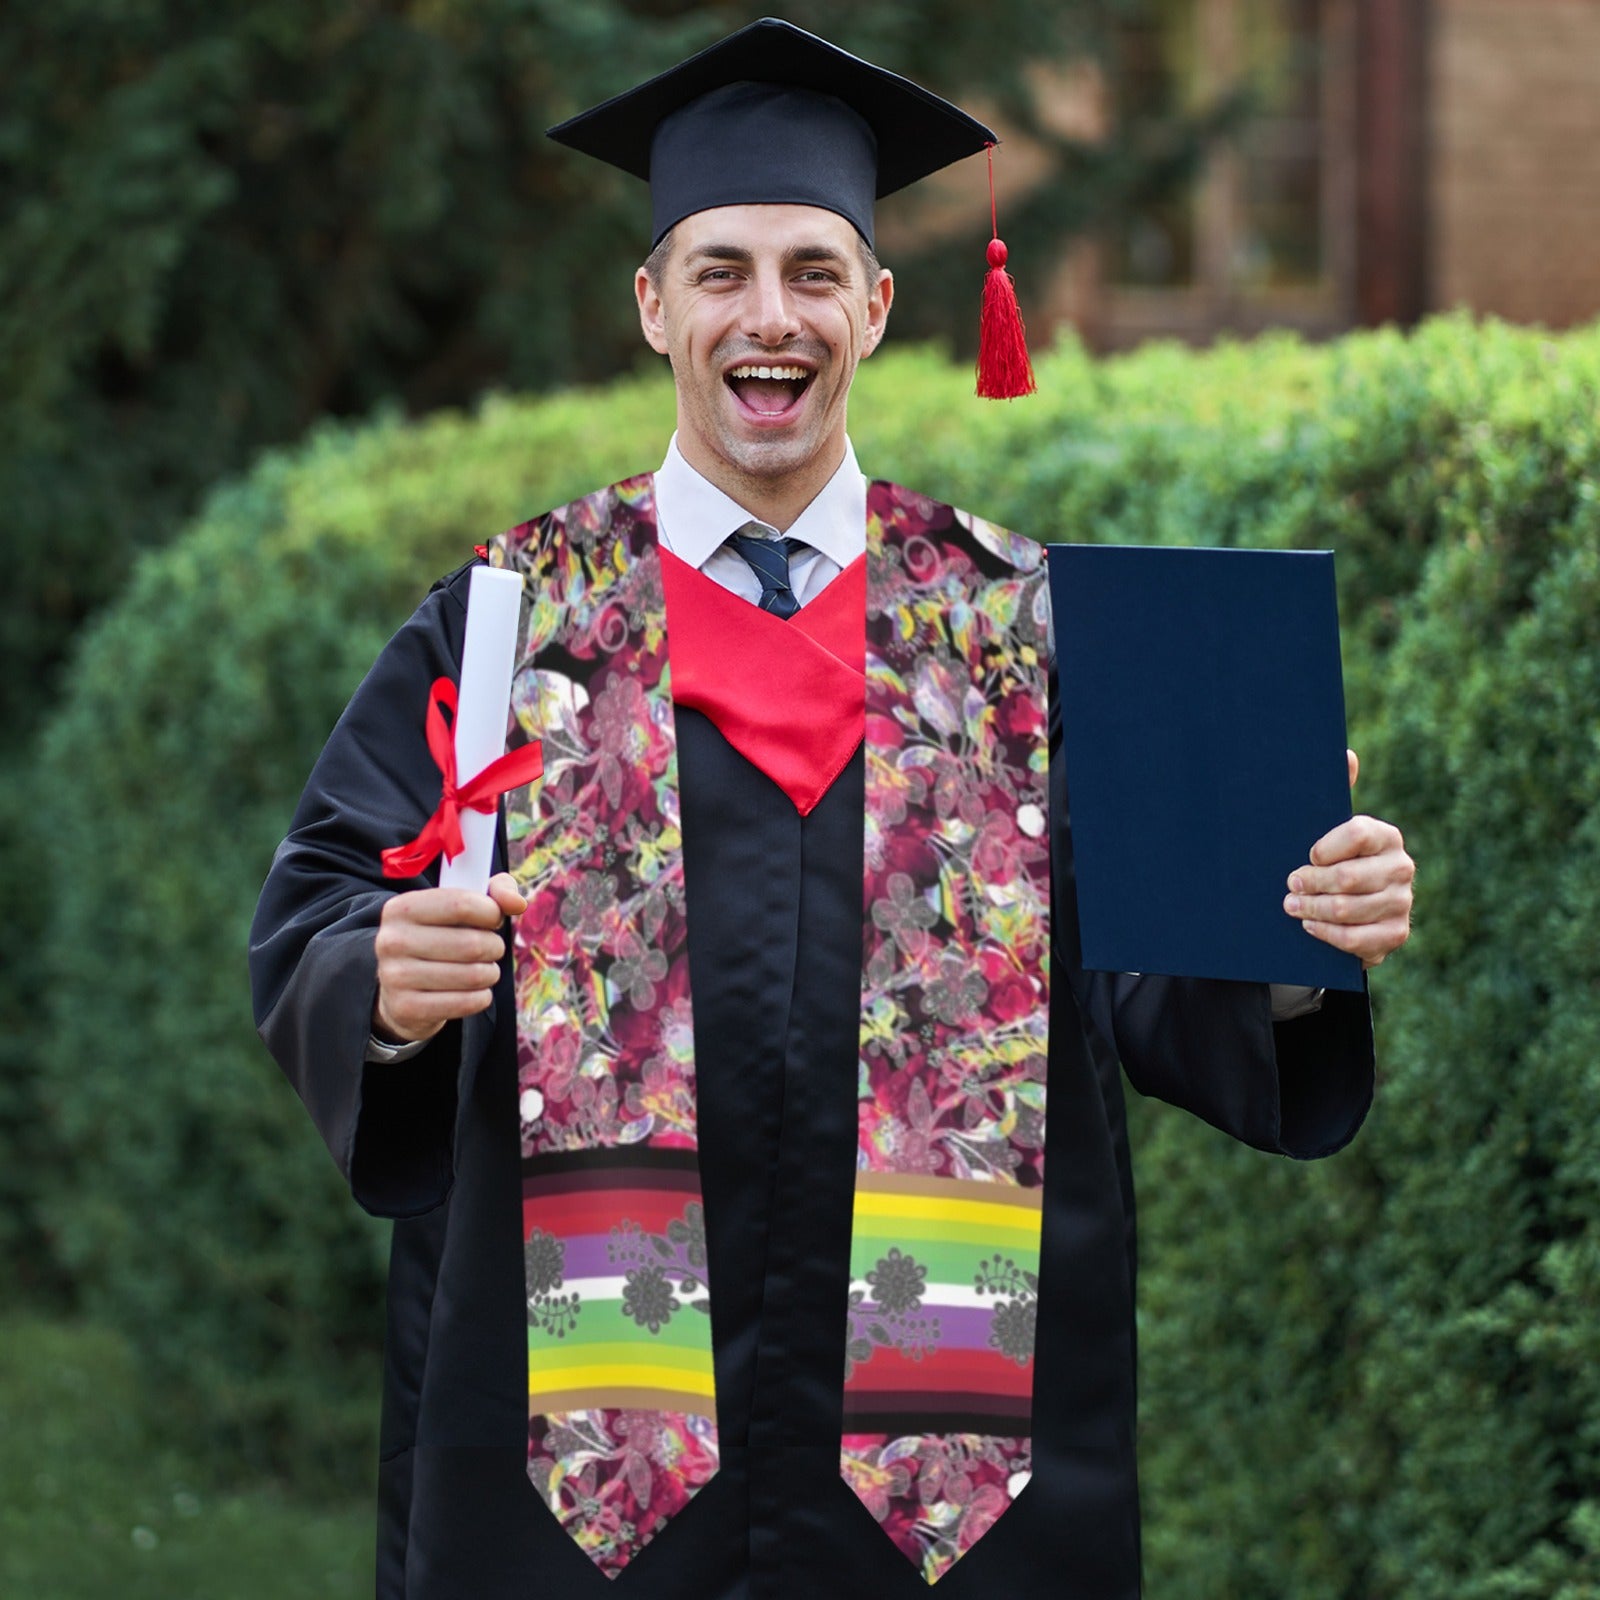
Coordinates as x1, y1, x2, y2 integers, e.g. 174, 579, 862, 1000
688, 335, 843, 489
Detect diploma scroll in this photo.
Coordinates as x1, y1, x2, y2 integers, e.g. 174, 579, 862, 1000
439, 565, 525, 893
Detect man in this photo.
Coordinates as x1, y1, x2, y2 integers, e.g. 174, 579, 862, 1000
250, 19, 1414, 1600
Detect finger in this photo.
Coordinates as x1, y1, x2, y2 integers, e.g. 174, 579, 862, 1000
488, 872, 529, 917
1347, 748, 1359, 790
1307, 814, 1405, 868
1302, 915, 1410, 966
375, 985, 494, 1042
1288, 849, 1416, 899
1284, 883, 1413, 926
380, 956, 504, 993
382, 887, 509, 930
375, 923, 506, 965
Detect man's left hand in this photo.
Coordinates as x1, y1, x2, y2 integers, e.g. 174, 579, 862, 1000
1284, 749, 1415, 969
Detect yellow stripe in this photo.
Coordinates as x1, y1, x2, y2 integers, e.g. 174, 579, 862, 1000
528, 1364, 716, 1401
529, 1341, 713, 1375
853, 1191, 1044, 1237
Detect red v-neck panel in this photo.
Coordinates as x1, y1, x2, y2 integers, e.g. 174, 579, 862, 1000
790, 553, 866, 673
659, 548, 866, 816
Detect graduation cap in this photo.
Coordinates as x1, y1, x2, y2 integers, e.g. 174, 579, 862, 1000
548, 17, 1036, 398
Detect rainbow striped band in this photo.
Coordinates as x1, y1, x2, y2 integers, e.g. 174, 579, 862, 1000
843, 1172, 1042, 1433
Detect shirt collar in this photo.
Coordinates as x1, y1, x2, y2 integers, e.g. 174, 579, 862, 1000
654, 434, 866, 571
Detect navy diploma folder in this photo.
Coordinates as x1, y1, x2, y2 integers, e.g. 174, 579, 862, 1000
1048, 543, 1364, 993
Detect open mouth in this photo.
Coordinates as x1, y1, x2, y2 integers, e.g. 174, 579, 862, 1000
725, 363, 813, 418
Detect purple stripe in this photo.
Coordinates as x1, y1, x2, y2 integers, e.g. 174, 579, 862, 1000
556, 1234, 620, 1282
554, 1234, 713, 1285
859, 1303, 1000, 1352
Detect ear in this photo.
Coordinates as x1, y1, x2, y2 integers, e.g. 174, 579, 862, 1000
861, 268, 894, 358
636, 266, 670, 356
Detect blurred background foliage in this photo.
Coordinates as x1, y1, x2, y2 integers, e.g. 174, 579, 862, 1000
0, 0, 1206, 751
6, 1, 1600, 1594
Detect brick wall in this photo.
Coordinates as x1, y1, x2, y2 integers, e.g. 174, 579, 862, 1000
1431, 0, 1600, 327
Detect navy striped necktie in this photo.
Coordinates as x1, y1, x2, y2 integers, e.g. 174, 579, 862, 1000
726, 524, 807, 619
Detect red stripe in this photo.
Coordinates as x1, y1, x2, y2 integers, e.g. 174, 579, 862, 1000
522, 1190, 697, 1239
843, 1347, 1033, 1399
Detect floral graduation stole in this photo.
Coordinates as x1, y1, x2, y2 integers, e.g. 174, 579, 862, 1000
491, 476, 1051, 1584
842, 489, 1051, 1584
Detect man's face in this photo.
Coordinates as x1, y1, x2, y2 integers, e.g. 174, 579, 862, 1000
635, 204, 893, 496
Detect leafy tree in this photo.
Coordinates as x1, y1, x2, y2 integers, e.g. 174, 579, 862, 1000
1, 0, 1214, 742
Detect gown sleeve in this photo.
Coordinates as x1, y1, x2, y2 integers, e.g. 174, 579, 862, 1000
249, 563, 491, 1217
1047, 674, 1375, 1161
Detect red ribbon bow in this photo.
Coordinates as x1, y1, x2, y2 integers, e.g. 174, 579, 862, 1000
381, 677, 544, 879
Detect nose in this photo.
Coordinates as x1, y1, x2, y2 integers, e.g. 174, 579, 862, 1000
745, 267, 801, 347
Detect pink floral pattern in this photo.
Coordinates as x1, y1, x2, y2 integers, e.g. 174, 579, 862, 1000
841, 1433, 1033, 1585
495, 478, 715, 1578
495, 479, 697, 1159
844, 485, 1052, 1581
530, 1408, 720, 1574
858, 485, 1051, 1189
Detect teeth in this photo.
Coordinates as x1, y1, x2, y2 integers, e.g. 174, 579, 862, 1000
727, 365, 809, 381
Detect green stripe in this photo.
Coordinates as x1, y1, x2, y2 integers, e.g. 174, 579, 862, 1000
528, 1298, 714, 1356
526, 1339, 714, 1376
851, 1214, 1039, 1249
847, 1235, 1038, 1287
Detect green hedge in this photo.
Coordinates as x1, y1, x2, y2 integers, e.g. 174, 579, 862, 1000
34, 318, 1600, 1598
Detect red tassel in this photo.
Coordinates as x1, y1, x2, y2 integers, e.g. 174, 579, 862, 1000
976, 146, 1036, 400
978, 239, 1036, 399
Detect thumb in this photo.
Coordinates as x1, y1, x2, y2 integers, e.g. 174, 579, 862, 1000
1347, 748, 1360, 791
487, 871, 528, 917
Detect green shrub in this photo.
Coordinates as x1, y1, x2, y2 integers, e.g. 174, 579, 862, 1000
1119, 322, 1600, 1600
34, 316, 1600, 1600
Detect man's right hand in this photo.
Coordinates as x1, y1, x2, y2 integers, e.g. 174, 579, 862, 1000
372, 872, 529, 1045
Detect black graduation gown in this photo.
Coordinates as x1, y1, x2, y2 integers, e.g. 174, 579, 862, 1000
250, 558, 1374, 1600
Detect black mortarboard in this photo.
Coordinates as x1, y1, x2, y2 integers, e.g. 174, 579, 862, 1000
546, 16, 998, 249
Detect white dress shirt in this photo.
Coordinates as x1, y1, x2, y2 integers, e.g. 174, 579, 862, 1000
368, 438, 1317, 1059
653, 433, 864, 603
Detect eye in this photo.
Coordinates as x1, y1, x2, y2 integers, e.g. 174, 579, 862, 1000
697, 267, 743, 284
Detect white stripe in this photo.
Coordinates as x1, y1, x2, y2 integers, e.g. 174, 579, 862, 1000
552, 1275, 627, 1301
850, 1281, 1004, 1311
557, 1278, 1003, 1310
